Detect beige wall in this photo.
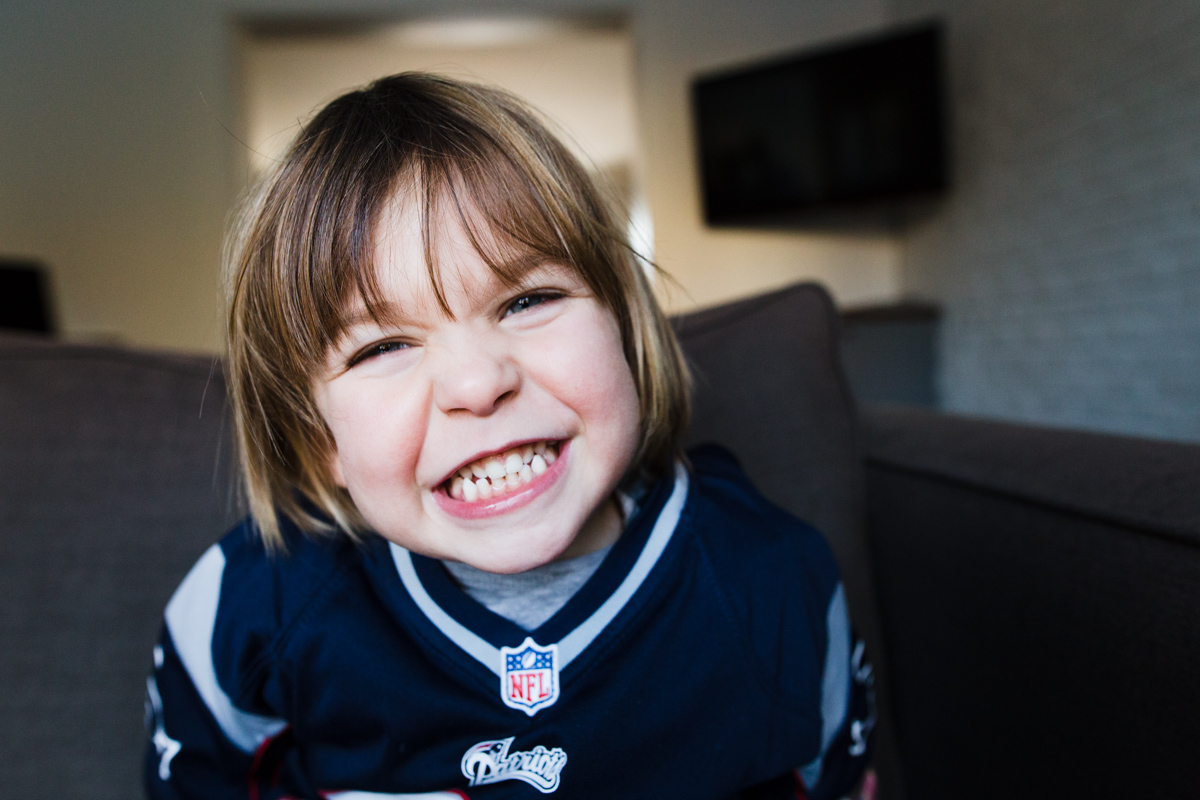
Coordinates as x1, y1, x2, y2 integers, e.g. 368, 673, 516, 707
0, 0, 901, 352
0, 0, 238, 352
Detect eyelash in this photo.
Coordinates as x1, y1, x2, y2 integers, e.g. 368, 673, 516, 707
347, 340, 410, 368
504, 291, 562, 317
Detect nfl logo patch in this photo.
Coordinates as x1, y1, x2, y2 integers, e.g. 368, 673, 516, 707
500, 637, 560, 716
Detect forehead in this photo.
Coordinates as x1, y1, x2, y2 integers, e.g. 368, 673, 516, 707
342, 191, 562, 327
374, 192, 489, 286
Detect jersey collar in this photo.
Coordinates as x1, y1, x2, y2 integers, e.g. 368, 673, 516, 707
388, 461, 689, 677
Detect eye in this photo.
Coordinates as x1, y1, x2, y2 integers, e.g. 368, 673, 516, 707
504, 291, 561, 318
347, 339, 411, 368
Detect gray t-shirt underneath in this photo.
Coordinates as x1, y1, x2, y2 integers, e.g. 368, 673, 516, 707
441, 491, 638, 631
442, 545, 612, 631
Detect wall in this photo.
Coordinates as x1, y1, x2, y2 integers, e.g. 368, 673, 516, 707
0, 0, 237, 351
0, 0, 902, 352
895, 0, 1200, 442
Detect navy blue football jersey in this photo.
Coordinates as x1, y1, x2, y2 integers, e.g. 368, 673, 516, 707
145, 446, 873, 799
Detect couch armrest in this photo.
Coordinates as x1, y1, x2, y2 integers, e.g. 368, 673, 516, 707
863, 405, 1200, 798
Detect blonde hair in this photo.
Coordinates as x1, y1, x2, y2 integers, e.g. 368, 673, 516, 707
226, 72, 690, 548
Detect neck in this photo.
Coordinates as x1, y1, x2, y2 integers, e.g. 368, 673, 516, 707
554, 494, 622, 562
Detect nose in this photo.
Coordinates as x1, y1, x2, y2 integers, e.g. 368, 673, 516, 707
430, 333, 520, 416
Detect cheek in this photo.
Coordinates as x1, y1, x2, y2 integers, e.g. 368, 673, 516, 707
318, 378, 427, 494
587, 370, 642, 481
540, 307, 641, 452
604, 360, 643, 461
586, 336, 639, 430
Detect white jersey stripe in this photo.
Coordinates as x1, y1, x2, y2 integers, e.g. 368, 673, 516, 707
797, 582, 851, 790
391, 461, 689, 674
391, 544, 503, 676
164, 544, 288, 753
557, 462, 688, 665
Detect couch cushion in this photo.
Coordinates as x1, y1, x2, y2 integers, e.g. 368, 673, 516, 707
0, 340, 236, 799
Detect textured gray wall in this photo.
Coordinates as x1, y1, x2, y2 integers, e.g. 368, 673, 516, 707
895, 0, 1200, 442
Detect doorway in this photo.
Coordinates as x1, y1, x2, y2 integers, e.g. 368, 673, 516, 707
237, 15, 653, 263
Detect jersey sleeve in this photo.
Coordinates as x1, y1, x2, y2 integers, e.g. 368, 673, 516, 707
794, 584, 876, 800
144, 542, 290, 800
686, 445, 876, 799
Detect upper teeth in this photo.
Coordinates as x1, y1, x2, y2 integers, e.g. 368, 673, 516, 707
449, 441, 559, 503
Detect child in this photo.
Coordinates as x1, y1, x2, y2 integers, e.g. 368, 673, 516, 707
145, 73, 874, 800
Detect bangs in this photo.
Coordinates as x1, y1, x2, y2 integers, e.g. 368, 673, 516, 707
330, 140, 626, 351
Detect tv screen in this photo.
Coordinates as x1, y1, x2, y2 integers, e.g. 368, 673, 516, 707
692, 23, 948, 227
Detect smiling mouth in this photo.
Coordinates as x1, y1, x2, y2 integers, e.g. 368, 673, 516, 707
442, 440, 562, 503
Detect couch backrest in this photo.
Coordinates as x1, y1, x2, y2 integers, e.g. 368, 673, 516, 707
0, 338, 237, 798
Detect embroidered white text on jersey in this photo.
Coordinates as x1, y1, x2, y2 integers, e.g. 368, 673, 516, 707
500, 637, 559, 715
460, 737, 567, 793
146, 646, 181, 780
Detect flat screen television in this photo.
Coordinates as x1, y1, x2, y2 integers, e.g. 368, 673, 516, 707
692, 22, 948, 228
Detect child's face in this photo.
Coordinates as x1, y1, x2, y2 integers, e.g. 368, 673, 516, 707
314, 196, 641, 574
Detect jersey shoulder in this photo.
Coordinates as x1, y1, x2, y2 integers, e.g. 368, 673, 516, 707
686, 444, 843, 705
214, 515, 361, 626
167, 515, 362, 713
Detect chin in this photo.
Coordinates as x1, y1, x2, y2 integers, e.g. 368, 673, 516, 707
462, 531, 575, 575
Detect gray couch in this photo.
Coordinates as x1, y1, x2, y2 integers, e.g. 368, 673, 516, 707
2, 282, 1197, 799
